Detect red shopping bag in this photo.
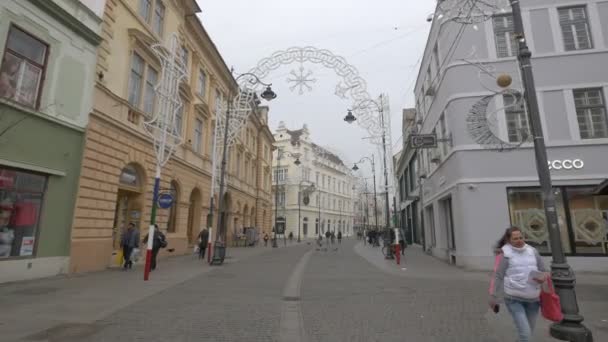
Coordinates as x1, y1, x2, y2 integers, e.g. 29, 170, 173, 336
540, 278, 563, 322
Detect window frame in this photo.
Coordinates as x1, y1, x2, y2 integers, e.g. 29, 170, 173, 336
503, 93, 530, 143
197, 69, 207, 98
152, 0, 165, 37
558, 5, 593, 51
492, 14, 518, 58
573, 88, 607, 139
193, 117, 203, 154
0, 24, 50, 110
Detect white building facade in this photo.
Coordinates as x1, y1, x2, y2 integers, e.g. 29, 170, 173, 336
408, 0, 608, 271
272, 123, 355, 239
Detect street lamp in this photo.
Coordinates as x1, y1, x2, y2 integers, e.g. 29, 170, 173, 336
273, 148, 300, 248
344, 110, 357, 124
345, 97, 392, 243
508, 1, 592, 340
352, 156, 379, 233
210, 73, 276, 265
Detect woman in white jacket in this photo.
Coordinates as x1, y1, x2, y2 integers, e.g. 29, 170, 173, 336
489, 227, 548, 342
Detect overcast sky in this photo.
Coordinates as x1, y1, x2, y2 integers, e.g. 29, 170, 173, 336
197, 0, 435, 173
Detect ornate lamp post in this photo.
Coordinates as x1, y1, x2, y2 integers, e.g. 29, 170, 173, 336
210, 73, 277, 265
435, 1, 593, 340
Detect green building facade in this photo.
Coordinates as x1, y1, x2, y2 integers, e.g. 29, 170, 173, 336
0, 0, 102, 282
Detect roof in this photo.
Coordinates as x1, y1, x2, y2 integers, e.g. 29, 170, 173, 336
310, 143, 345, 167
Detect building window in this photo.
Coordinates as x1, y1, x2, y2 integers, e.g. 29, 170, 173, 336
278, 191, 286, 206
0, 167, 47, 259
507, 188, 570, 254
432, 43, 440, 74
139, 0, 152, 21
558, 6, 593, 51
175, 100, 184, 135
181, 45, 188, 69
0, 26, 49, 108
193, 118, 203, 153
214, 89, 222, 114
273, 168, 287, 182
196, 69, 206, 98
439, 113, 450, 155
504, 93, 529, 142
492, 14, 517, 58
236, 152, 242, 177
152, 0, 165, 37
508, 186, 608, 256
143, 66, 158, 115
127, 53, 145, 107
574, 88, 607, 139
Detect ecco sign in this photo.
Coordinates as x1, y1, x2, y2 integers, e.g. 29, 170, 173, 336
548, 159, 584, 170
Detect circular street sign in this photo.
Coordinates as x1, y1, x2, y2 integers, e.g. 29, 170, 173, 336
303, 196, 310, 205
158, 192, 174, 209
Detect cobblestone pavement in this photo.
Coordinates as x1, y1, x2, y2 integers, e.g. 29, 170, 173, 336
302, 240, 607, 342
5, 239, 607, 341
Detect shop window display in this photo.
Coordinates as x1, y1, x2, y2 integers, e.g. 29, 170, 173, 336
508, 186, 608, 256
0, 168, 46, 258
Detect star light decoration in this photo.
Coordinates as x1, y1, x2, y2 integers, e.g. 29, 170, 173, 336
435, 0, 510, 24
287, 65, 316, 95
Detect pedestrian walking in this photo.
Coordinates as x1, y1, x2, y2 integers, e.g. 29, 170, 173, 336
263, 233, 269, 247
489, 227, 548, 342
143, 224, 167, 271
325, 230, 331, 244
288, 231, 293, 243
337, 231, 342, 244
197, 228, 209, 260
120, 222, 139, 270
399, 228, 406, 256
330, 231, 335, 245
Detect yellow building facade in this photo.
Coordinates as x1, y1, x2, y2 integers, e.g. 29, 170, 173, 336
69, 0, 274, 273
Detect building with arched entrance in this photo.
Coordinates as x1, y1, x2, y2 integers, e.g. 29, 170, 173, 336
68, 0, 274, 274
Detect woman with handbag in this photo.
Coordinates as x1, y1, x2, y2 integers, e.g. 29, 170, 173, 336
489, 227, 548, 342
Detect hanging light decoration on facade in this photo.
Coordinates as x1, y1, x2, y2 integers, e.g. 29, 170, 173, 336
435, 0, 510, 24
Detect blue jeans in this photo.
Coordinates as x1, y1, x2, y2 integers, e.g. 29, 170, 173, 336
505, 298, 540, 342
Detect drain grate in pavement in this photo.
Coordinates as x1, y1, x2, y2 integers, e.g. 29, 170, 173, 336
25, 323, 107, 341
12, 287, 58, 296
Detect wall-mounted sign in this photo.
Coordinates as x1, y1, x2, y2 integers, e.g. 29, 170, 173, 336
548, 159, 584, 170
410, 134, 437, 149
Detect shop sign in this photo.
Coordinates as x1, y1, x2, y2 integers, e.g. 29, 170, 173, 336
20, 237, 34, 256
548, 159, 584, 170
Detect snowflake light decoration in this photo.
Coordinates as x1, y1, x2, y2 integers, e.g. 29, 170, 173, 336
287, 66, 316, 95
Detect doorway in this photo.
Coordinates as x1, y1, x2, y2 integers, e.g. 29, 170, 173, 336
112, 164, 144, 264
